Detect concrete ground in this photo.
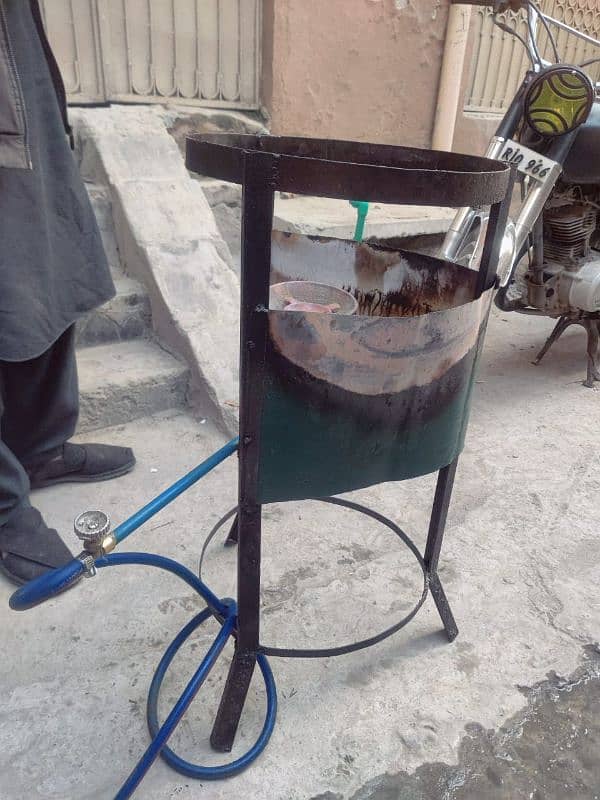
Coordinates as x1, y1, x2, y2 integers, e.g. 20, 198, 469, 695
273, 195, 454, 241
0, 307, 599, 800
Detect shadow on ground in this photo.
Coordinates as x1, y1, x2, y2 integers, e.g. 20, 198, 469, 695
316, 644, 600, 800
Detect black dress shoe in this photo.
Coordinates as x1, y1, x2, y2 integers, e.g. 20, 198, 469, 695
27, 442, 136, 490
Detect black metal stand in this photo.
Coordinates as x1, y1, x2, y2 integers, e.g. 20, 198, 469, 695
184, 133, 512, 756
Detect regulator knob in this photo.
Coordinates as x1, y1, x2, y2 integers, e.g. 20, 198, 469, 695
74, 510, 111, 549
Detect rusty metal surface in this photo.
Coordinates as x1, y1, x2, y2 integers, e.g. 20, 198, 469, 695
254, 230, 496, 502
257, 283, 494, 503
270, 230, 478, 315
186, 134, 511, 207
267, 294, 489, 397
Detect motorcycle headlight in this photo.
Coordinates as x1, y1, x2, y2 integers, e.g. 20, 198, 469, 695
524, 66, 594, 137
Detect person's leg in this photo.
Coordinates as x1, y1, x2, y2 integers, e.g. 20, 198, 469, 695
0, 326, 134, 586
0, 393, 31, 528
2, 326, 78, 469
2, 325, 135, 489
0, 348, 74, 585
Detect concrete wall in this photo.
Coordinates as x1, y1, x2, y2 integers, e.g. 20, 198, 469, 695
261, 0, 450, 148
451, 11, 499, 158
453, 111, 498, 159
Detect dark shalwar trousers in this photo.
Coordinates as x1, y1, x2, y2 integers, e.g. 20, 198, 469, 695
0, 326, 78, 526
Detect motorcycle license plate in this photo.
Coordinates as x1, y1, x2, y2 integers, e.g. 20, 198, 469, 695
499, 139, 557, 182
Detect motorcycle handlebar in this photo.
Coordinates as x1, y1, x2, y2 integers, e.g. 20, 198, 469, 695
9, 557, 85, 611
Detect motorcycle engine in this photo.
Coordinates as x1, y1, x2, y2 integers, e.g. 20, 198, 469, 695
525, 188, 600, 314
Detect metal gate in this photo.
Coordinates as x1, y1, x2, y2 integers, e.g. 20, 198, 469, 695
465, 0, 600, 114
39, 0, 261, 109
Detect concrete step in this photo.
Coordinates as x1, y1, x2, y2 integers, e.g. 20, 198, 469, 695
76, 273, 152, 348
194, 177, 242, 260
86, 182, 122, 272
195, 176, 242, 207
77, 339, 189, 433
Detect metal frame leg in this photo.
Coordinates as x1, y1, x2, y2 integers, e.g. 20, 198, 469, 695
210, 150, 276, 753
210, 503, 262, 752
209, 650, 257, 752
424, 459, 459, 642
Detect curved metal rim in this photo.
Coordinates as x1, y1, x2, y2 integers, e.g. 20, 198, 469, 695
189, 133, 509, 173
185, 134, 511, 207
199, 498, 429, 660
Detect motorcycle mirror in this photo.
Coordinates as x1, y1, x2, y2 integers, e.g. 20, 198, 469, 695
524, 66, 594, 137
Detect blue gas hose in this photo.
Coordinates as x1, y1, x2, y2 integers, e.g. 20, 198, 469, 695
9, 557, 85, 611
114, 611, 236, 799
113, 437, 239, 545
146, 613, 277, 780
93, 553, 277, 799
95, 552, 229, 617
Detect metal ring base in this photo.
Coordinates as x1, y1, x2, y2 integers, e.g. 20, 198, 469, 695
200, 497, 430, 660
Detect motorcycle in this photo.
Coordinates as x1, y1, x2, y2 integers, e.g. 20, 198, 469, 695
442, 0, 600, 387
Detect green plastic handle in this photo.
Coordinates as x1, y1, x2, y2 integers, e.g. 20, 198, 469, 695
349, 200, 369, 242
